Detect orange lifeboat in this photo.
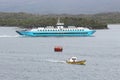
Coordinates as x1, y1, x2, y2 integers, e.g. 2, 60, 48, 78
54, 46, 63, 52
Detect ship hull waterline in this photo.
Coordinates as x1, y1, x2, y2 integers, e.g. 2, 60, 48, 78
16, 30, 96, 37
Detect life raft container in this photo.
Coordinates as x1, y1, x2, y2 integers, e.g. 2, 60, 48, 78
54, 46, 63, 52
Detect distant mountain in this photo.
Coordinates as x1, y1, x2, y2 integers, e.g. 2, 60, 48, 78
0, 12, 120, 29
89, 12, 120, 24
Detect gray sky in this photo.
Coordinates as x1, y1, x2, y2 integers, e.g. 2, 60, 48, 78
0, 0, 120, 14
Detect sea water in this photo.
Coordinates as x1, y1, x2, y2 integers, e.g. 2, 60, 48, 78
0, 26, 120, 80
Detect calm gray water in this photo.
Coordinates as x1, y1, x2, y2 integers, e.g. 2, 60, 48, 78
0, 26, 120, 80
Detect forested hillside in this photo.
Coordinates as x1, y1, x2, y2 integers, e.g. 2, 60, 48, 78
0, 12, 120, 29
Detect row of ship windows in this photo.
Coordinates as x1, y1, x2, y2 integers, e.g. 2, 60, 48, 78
33, 32, 88, 34
37, 29, 84, 31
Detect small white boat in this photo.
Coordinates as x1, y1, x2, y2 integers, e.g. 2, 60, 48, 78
66, 57, 86, 65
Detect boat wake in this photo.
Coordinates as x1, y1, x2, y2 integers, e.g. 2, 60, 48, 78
46, 59, 66, 64
0, 35, 20, 38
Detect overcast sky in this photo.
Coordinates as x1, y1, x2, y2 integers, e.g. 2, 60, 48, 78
0, 0, 120, 14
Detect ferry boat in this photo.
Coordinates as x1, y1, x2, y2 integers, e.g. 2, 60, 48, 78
16, 19, 96, 37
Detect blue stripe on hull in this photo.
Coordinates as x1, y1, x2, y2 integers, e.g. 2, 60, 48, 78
16, 30, 96, 37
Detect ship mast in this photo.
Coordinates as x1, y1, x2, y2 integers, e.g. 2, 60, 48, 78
57, 17, 60, 23
56, 18, 64, 29
56, 18, 64, 26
